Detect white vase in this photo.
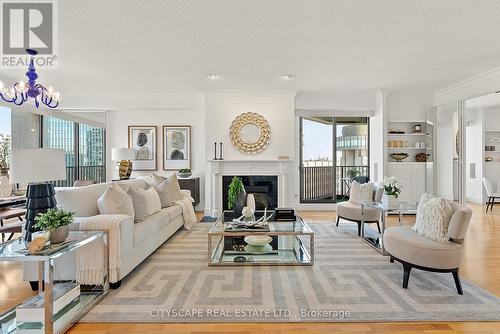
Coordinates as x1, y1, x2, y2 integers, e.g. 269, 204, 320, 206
0, 175, 12, 198
382, 193, 399, 208
246, 193, 256, 215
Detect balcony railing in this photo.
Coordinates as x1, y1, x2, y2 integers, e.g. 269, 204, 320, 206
52, 165, 106, 187
300, 165, 369, 202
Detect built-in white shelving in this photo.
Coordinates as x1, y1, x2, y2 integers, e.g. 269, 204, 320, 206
386, 121, 434, 163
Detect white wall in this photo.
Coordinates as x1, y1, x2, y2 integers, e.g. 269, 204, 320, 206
386, 92, 433, 121
205, 93, 295, 161
464, 108, 483, 203
204, 93, 296, 212
370, 91, 386, 183
105, 93, 206, 211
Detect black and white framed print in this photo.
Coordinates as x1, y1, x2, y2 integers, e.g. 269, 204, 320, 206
163, 125, 191, 170
128, 125, 157, 170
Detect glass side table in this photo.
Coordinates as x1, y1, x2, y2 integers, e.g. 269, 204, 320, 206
0, 231, 108, 334
361, 202, 417, 255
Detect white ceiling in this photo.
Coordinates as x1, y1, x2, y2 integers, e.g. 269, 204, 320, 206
2, 0, 500, 97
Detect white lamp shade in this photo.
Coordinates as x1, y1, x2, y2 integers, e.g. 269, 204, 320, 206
10, 149, 67, 183
111, 148, 135, 161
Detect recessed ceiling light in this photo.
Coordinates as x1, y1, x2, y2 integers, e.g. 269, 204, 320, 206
281, 74, 294, 80
206, 74, 219, 80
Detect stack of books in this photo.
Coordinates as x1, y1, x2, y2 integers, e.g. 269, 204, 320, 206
16, 282, 81, 332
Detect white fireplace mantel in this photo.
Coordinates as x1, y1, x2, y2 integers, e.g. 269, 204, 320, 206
205, 159, 293, 217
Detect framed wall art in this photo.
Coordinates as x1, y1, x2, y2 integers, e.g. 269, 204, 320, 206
128, 125, 157, 170
163, 125, 191, 170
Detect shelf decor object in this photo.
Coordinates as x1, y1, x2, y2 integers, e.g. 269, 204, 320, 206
0, 49, 61, 108
111, 148, 135, 180
10, 149, 66, 241
389, 153, 409, 162
230, 112, 271, 154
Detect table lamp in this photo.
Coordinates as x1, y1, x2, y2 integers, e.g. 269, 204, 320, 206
111, 148, 135, 180
10, 148, 66, 241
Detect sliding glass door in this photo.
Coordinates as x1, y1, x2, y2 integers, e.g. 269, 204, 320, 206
300, 117, 369, 203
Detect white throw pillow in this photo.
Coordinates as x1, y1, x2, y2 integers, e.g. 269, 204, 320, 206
153, 173, 184, 203
97, 183, 134, 217
413, 194, 453, 243
349, 181, 374, 205
127, 186, 162, 222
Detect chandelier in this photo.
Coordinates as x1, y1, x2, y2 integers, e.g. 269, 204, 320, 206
0, 49, 60, 108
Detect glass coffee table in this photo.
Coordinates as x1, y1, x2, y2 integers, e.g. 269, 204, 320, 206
208, 211, 314, 266
361, 202, 417, 255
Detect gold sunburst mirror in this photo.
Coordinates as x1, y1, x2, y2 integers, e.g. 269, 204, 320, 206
230, 112, 271, 154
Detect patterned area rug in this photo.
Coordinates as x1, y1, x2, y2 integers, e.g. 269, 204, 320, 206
81, 223, 500, 322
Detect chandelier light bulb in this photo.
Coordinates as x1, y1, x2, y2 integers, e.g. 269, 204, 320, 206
0, 81, 4, 90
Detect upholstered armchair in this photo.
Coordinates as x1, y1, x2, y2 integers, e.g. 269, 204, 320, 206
336, 185, 383, 236
383, 202, 472, 295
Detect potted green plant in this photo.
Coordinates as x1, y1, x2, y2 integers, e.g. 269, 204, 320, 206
227, 176, 246, 215
34, 209, 75, 244
0, 137, 12, 198
177, 168, 192, 178
346, 169, 360, 180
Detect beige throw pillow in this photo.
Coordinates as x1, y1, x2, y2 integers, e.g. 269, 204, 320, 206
97, 183, 134, 217
348, 181, 374, 205
127, 186, 162, 222
152, 173, 184, 207
413, 194, 453, 243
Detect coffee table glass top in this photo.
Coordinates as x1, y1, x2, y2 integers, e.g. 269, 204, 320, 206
0, 231, 105, 262
363, 201, 417, 213
209, 210, 313, 235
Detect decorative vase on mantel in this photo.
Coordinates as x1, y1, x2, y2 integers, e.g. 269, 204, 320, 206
382, 192, 399, 208
0, 174, 12, 198
233, 188, 247, 216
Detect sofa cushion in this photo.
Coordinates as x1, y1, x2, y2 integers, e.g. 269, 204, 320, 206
413, 194, 453, 243
349, 181, 374, 205
56, 183, 108, 217
97, 183, 134, 217
384, 226, 463, 269
133, 205, 183, 245
153, 174, 184, 203
127, 186, 162, 222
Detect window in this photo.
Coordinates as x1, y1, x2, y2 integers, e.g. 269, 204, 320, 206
0, 107, 11, 176
42, 116, 105, 186
300, 117, 369, 203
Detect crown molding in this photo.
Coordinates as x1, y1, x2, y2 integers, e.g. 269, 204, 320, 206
434, 66, 500, 98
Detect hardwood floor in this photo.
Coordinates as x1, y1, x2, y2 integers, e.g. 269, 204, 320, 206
1, 206, 499, 334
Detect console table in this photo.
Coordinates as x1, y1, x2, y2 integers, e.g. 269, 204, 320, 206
178, 177, 200, 207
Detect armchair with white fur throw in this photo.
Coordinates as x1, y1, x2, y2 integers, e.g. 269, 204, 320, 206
383, 194, 472, 295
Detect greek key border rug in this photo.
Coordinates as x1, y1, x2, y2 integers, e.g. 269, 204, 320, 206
81, 223, 500, 322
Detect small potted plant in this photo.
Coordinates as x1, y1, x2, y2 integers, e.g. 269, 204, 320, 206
228, 176, 246, 215
34, 209, 74, 244
177, 168, 192, 178
382, 176, 402, 208
346, 169, 360, 180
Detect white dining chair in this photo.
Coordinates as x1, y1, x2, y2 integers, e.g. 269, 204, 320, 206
482, 177, 500, 212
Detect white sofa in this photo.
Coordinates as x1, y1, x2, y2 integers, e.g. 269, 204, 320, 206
24, 178, 190, 287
